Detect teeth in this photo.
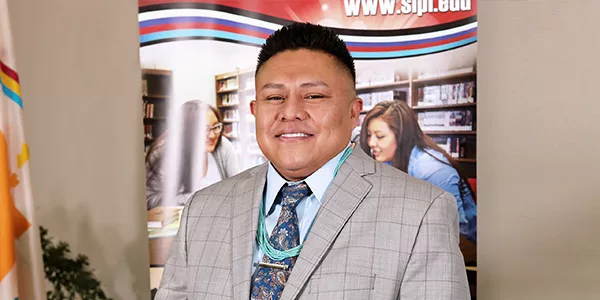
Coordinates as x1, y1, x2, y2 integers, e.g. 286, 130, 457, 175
280, 133, 309, 138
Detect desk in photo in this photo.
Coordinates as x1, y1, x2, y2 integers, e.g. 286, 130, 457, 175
147, 206, 183, 267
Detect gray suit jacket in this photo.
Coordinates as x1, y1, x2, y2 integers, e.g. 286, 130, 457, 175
155, 147, 470, 299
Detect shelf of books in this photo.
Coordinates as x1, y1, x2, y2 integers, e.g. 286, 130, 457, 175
411, 68, 476, 178
356, 66, 476, 178
141, 69, 173, 154
215, 68, 266, 169
215, 66, 476, 178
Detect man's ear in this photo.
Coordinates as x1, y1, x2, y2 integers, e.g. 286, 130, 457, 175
350, 96, 363, 121
250, 99, 257, 115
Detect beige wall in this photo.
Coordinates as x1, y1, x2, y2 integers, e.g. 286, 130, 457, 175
478, 0, 600, 299
7, 0, 150, 299
5, 0, 600, 299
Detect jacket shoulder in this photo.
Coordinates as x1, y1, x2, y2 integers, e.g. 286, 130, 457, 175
184, 164, 265, 214
374, 161, 448, 204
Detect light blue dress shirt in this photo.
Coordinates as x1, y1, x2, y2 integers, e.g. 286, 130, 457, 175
251, 144, 350, 275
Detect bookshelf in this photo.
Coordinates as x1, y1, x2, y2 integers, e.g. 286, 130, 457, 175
357, 67, 477, 178
142, 68, 172, 153
215, 68, 267, 169
214, 66, 476, 178
411, 69, 476, 178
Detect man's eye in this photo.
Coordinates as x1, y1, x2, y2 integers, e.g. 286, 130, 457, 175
266, 96, 284, 101
306, 94, 324, 99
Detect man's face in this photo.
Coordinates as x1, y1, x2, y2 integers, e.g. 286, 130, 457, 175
250, 49, 363, 181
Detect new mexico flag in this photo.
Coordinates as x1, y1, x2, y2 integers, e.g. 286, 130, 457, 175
0, 1, 45, 299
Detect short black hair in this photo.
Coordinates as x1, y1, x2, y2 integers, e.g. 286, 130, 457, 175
255, 22, 356, 83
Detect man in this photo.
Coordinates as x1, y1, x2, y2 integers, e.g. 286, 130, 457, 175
155, 22, 470, 300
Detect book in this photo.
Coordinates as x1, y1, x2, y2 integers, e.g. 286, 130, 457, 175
147, 206, 183, 229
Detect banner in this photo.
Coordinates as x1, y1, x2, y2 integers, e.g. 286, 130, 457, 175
138, 0, 478, 296
0, 1, 46, 299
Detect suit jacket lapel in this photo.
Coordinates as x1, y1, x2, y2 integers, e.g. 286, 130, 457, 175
281, 148, 376, 300
231, 163, 267, 300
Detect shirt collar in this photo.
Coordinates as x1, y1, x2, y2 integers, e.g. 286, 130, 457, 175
264, 142, 351, 216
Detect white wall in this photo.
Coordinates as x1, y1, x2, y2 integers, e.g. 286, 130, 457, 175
353, 42, 478, 75
139, 38, 478, 110
478, 1, 600, 299
140, 40, 260, 107
7, 0, 150, 298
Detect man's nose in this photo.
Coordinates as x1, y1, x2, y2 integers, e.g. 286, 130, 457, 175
279, 94, 308, 121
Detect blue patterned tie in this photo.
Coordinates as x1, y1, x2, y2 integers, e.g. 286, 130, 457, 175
251, 182, 312, 300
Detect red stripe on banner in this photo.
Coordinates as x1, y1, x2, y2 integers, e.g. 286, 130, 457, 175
140, 22, 272, 39
347, 30, 478, 52
0, 60, 19, 83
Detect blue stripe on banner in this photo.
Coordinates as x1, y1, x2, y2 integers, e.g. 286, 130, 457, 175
140, 29, 266, 45
139, 16, 275, 35
140, 17, 477, 51
1, 80, 23, 108
139, 28, 477, 59
350, 36, 478, 59
345, 27, 477, 48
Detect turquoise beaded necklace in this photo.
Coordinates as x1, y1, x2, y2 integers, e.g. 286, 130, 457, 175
256, 145, 354, 261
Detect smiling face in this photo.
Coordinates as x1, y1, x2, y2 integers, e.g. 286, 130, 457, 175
250, 49, 363, 181
205, 109, 221, 153
180, 102, 222, 155
366, 117, 397, 162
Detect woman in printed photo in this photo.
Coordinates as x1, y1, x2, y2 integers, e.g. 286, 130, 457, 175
145, 100, 240, 210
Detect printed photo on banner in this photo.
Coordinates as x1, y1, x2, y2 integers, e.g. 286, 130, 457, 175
137, 0, 478, 298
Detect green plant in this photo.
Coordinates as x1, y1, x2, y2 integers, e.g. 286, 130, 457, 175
40, 226, 112, 300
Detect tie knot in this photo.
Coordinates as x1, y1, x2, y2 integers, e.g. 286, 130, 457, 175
280, 182, 311, 209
